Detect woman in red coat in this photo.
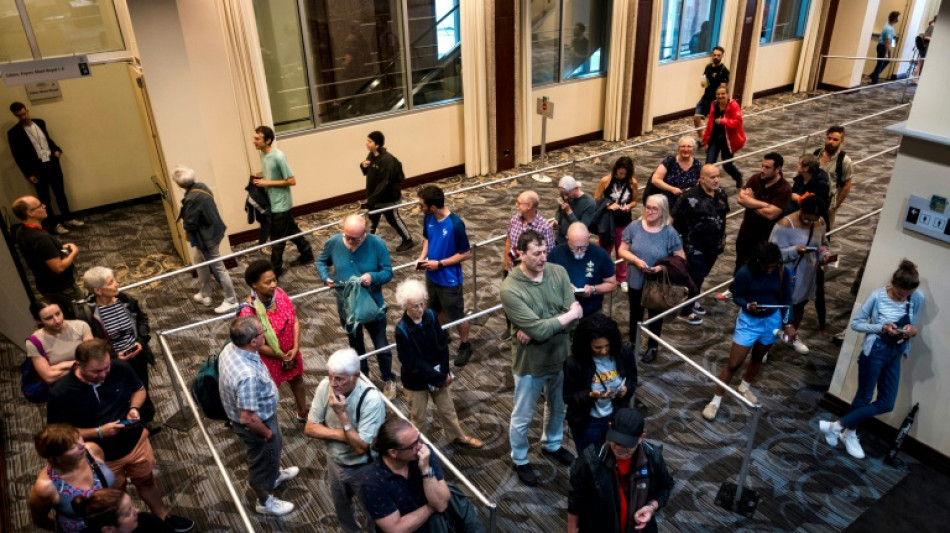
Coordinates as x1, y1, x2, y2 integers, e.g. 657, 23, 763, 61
702, 86, 746, 188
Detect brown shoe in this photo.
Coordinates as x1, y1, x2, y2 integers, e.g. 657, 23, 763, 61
454, 436, 484, 449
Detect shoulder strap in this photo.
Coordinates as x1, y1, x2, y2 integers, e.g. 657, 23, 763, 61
27, 335, 50, 361
86, 450, 109, 487
836, 151, 846, 187
355, 386, 373, 425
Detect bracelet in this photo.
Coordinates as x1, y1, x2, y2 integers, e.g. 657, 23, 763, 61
97, 426, 103, 439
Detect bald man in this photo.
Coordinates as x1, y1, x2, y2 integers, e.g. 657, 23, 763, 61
317, 214, 397, 398
548, 222, 617, 316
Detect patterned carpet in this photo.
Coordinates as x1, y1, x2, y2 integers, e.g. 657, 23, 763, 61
1, 81, 930, 532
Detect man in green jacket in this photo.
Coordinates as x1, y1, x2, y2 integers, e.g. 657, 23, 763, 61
500, 229, 583, 486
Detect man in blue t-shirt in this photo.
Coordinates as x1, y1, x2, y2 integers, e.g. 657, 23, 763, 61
548, 222, 617, 316
415, 185, 474, 366
870, 11, 900, 84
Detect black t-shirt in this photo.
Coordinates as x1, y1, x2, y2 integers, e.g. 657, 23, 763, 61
672, 186, 730, 255
703, 63, 730, 101
15, 225, 74, 293
738, 172, 792, 245
712, 106, 727, 141
48, 359, 145, 461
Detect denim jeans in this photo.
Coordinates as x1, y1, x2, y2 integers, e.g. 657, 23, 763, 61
194, 242, 238, 303
510, 371, 565, 465
335, 296, 394, 381
680, 251, 718, 316
570, 415, 611, 456
870, 42, 888, 82
326, 459, 370, 533
839, 339, 903, 430
705, 137, 742, 184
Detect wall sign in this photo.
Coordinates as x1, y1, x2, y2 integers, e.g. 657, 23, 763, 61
903, 195, 950, 243
26, 81, 62, 101
0, 56, 91, 86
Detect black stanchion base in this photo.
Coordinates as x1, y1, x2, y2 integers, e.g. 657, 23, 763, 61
163, 409, 197, 432
715, 482, 760, 518
884, 456, 906, 468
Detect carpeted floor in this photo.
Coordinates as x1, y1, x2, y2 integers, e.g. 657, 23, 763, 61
2, 81, 939, 532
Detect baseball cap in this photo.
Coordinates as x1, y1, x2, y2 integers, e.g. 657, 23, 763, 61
606, 408, 645, 448
558, 175, 579, 191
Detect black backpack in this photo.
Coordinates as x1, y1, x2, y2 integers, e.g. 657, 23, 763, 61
191, 342, 229, 421
813, 148, 847, 188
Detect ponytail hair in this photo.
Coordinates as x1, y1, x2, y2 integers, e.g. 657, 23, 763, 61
890, 259, 920, 291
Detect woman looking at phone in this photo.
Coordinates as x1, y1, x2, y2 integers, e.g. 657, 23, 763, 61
819, 259, 924, 460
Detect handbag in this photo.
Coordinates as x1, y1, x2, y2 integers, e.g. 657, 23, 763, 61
21, 335, 51, 403
342, 276, 386, 334
640, 268, 689, 312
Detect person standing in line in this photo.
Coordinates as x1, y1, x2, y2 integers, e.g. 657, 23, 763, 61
648, 136, 702, 209
8, 102, 84, 235
593, 157, 637, 287
317, 214, 397, 398
305, 348, 386, 533
870, 11, 900, 84
671, 164, 730, 324
702, 86, 745, 188
504, 190, 555, 272
692, 46, 730, 142
12, 196, 83, 313
251, 125, 314, 278
786, 155, 830, 224
415, 185, 473, 366
814, 125, 854, 230
218, 316, 299, 516
362, 130, 415, 252
818, 260, 923, 460
171, 165, 239, 314
548, 222, 617, 317
554, 175, 596, 245
501, 230, 584, 486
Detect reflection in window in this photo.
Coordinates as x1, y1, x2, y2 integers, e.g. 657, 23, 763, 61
660, 0, 724, 62
761, 0, 811, 44
23, 0, 124, 58
0, 0, 32, 61
531, 0, 610, 86
253, 0, 461, 133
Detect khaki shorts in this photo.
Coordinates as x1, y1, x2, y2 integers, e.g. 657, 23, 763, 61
105, 429, 156, 487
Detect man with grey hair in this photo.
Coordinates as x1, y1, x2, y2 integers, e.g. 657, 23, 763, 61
505, 190, 555, 271
306, 348, 385, 533
171, 165, 238, 314
219, 316, 299, 516
554, 176, 596, 245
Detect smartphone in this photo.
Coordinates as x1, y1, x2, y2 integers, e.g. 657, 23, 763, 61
615, 377, 627, 393
119, 420, 139, 427
825, 254, 839, 264
574, 288, 587, 294
805, 246, 818, 251
416, 261, 427, 271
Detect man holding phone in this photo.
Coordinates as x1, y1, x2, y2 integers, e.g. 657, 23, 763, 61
416, 185, 474, 366
306, 349, 385, 533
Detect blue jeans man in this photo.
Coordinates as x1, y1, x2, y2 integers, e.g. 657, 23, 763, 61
335, 297, 394, 382
510, 371, 566, 465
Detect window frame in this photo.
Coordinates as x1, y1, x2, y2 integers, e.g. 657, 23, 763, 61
6, 0, 133, 63
759, 0, 812, 45
532, 0, 611, 88
658, 0, 725, 64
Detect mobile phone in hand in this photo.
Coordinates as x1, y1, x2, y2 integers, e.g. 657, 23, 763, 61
416, 261, 427, 271
119, 420, 139, 427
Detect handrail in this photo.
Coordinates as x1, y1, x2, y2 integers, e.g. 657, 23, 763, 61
821, 55, 918, 62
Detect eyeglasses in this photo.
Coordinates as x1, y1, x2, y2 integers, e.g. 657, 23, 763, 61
644, 206, 660, 212
569, 245, 588, 254
343, 233, 366, 243
394, 436, 421, 451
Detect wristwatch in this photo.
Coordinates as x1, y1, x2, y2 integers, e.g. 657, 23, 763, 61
421, 469, 436, 479
438, 260, 444, 269
343, 423, 353, 432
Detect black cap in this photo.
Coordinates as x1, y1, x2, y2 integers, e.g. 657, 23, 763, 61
606, 408, 645, 448
368, 130, 385, 147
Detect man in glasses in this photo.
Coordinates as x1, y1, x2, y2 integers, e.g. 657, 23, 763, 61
548, 222, 617, 317
317, 214, 397, 398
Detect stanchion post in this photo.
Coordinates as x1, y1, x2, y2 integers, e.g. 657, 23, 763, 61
471, 243, 479, 311
716, 403, 762, 517
632, 322, 642, 360
155, 333, 197, 431
734, 404, 762, 511
900, 75, 911, 104
489, 507, 497, 533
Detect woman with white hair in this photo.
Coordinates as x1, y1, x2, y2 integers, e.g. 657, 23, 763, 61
78, 266, 157, 427
171, 165, 239, 314
618, 194, 686, 363
648, 136, 702, 208
394, 278, 483, 448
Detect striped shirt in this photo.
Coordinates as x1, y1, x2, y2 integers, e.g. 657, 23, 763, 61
98, 302, 136, 352
218, 343, 278, 422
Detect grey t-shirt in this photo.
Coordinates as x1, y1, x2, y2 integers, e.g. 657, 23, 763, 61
621, 222, 683, 290
591, 356, 622, 419
308, 378, 385, 466
27, 321, 91, 365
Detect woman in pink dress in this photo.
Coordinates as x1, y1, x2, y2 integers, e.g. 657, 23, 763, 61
238, 260, 308, 421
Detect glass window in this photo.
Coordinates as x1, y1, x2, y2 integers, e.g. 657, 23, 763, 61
761, 0, 811, 44
660, 0, 725, 62
406, 0, 462, 107
532, 0, 611, 86
0, 0, 33, 62
23, 0, 124, 58
253, 0, 313, 133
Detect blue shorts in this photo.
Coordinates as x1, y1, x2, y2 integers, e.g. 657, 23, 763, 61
695, 96, 714, 117
733, 310, 782, 347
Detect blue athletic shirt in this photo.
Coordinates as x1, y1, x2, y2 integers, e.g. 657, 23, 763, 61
423, 212, 470, 287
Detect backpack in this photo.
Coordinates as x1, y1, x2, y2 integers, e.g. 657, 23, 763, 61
21, 336, 50, 403
191, 341, 230, 421
342, 277, 386, 334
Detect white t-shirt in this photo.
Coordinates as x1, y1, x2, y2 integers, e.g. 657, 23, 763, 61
26, 320, 91, 365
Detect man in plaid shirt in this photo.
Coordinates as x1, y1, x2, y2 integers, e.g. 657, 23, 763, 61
505, 190, 555, 271
219, 316, 300, 516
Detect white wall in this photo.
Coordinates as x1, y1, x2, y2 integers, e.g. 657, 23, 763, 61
530, 77, 605, 145
823, 0, 880, 88
0, 241, 35, 347
650, 56, 710, 118
751, 40, 803, 93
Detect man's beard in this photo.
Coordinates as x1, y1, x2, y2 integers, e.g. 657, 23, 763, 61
824, 143, 838, 154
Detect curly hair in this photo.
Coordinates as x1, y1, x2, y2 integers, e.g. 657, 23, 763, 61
571, 313, 624, 366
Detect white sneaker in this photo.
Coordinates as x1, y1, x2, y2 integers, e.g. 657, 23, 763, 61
384, 381, 398, 400
53, 223, 69, 235
702, 402, 719, 421
738, 385, 758, 405
255, 495, 294, 516
791, 338, 810, 354
842, 430, 865, 459
64, 219, 85, 227
819, 421, 841, 447
214, 300, 239, 314
273, 466, 299, 489
620, 282, 629, 293
193, 293, 212, 306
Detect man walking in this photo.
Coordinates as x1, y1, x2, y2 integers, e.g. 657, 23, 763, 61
814, 125, 853, 230
251, 125, 314, 277
317, 214, 397, 398
416, 185, 474, 366
362, 130, 414, 252
171, 166, 239, 314
568, 408, 674, 533
693, 46, 730, 141
306, 348, 385, 533
501, 230, 584, 485
870, 11, 900, 84
219, 316, 299, 516
554, 176, 596, 245
8, 102, 83, 234
548, 222, 617, 317
671, 164, 730, 322
12, 196, 83, 312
